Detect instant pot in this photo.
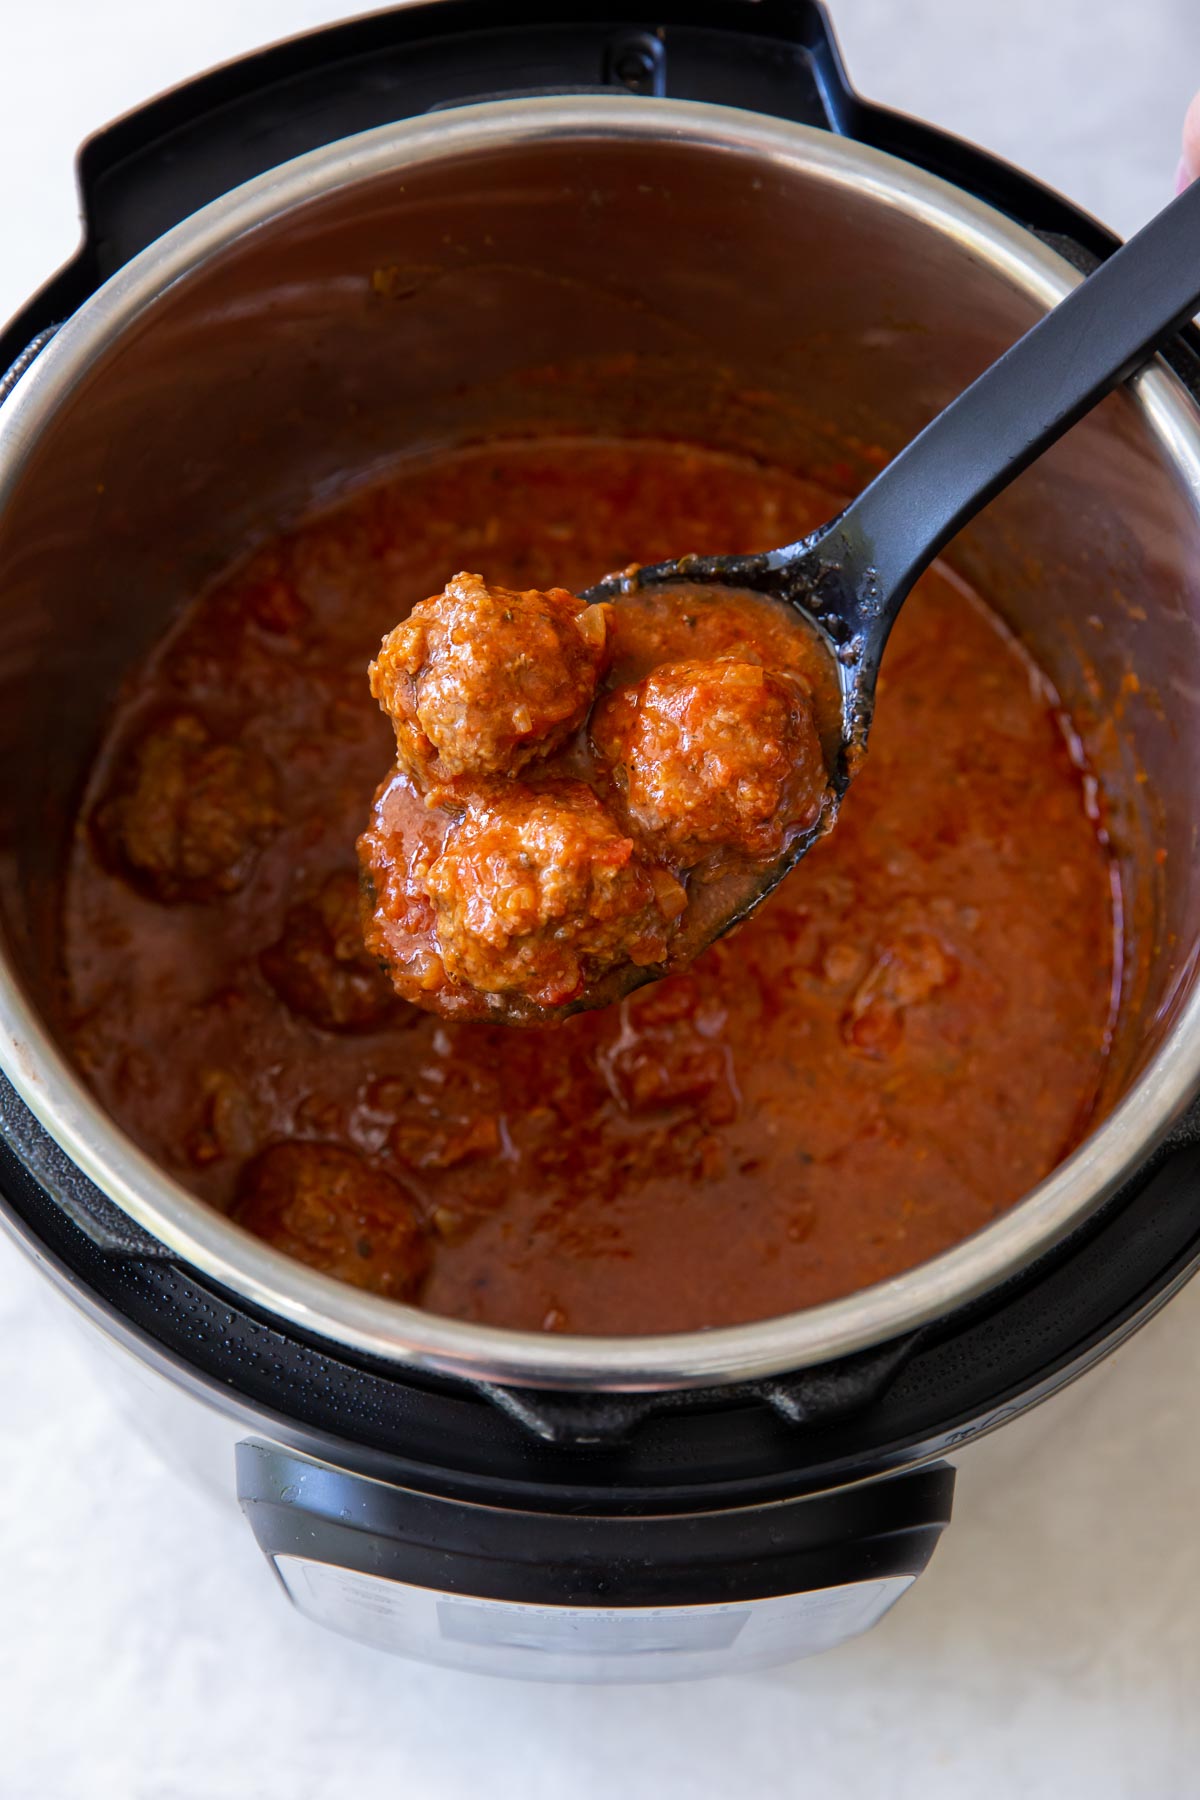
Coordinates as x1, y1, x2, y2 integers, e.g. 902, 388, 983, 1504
3, 0, 1200, 1682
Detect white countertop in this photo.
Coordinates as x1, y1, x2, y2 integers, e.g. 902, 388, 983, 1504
3, 2, 1200, 1794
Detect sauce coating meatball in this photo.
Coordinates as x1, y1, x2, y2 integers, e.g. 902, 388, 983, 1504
260, 871, 401, 1033
592, 658, 827, 866
370, 571, 611, 786
94, 711, 280, 902
232, 1141, 429, 1298
425, 780, 685, 1008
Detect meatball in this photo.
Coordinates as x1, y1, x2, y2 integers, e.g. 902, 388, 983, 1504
424, 780, 686, 1008
370, 571, 610, 786
592, 658, 827, 867
233, 1141, 430, 1299
260, 871, 401, 1033
95, 711, 280, 903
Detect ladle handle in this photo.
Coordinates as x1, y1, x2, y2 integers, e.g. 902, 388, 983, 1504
829, 173, 1200, 635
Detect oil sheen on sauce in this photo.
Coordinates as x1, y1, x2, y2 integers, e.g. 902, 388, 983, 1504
61, 439, 1119, 1335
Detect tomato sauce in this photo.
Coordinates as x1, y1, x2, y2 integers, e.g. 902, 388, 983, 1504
61, 438, 1119, 1334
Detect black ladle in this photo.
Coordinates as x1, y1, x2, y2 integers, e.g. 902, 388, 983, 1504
582, 173, 1200, 975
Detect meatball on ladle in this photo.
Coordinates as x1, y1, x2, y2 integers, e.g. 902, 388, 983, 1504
364, 181, 1200, 1024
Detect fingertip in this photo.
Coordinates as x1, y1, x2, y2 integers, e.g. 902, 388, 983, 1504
1181, 88, 1200, 188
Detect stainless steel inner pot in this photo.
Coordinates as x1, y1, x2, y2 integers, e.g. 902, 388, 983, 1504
2, 97, 1200, 1391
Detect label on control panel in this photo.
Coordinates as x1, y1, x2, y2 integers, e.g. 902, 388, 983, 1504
273, 1556, 914, 1681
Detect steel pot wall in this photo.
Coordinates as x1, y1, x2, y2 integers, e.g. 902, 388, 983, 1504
2, 98, 1200, 1388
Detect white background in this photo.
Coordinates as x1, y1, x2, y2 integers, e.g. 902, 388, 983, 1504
3, 1, 1200, 1794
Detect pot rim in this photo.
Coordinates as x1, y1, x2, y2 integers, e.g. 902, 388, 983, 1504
2, 95, 1198, 1392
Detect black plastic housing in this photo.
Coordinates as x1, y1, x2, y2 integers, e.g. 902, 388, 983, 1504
2, 0, 1200, 1596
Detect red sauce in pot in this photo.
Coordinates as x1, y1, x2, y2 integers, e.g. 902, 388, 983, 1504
62, 438, 1118, 1334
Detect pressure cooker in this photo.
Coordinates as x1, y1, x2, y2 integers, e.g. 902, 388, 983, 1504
3, 0, 1200, 1682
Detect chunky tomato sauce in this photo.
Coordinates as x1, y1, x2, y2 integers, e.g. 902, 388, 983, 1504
62, 439, 1118, 1334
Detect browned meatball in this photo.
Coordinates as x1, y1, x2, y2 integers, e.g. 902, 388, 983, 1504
424, 780, 685, 1008
232, 1142, 430, 1299
260, 871, 401, 1033
592, 658, 827, 867
95, 711, 280, 903
370, 571, 610, 786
